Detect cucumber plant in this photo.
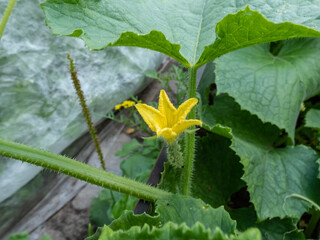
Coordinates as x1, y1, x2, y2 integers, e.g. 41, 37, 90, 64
1, 1, 320, 239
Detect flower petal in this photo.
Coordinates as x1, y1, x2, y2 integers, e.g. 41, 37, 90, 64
175, 98, 198, 121
157, 128, 177, 143
158, 90, 176, 127
115, 104, 121, 110
172, 119, 202, 136
135, 103, 166, 132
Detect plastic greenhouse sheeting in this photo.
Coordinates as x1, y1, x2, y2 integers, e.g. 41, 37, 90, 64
0, 0, 163, 230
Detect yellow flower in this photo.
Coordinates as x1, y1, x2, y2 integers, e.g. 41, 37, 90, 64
115, 100, 136, 110
135, 90, 202, 143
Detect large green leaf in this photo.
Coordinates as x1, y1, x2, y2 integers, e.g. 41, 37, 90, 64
108, 210, 160, 231
156, 195, 236, 235
257, 218, 304, 240
229, 206, 304, 240
236, 143, 320, 220
305, 109, 320, 129
192, 134, 246, 208
41, 1, 320, 67
202, 95, 320, 220
202, 96, 279, 145
88, 222, 261, 240
215, 38, 320, 141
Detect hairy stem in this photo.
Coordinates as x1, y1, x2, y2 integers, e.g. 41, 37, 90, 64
67, 54, 106, 170
183, 66, 197, 195
0, 0, 17, 39
0, 138, 171, 201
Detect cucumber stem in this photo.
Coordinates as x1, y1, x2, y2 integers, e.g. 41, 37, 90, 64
183, 66, 198, 195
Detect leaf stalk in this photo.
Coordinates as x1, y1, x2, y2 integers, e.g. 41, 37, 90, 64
0, 138, 172, 201
0, 0, 17, 39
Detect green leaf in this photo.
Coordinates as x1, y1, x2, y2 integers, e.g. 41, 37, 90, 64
85, 228, 102, 240
215, 38, 320, 141
192, 134, 246, 207
117, 138, 160, 179
158, 162, 184, 194
90, 222, 261, 240
110, 170, 151, 220
305, 109, 320, 129
197, 3, 320, 67
202, 96, 320, 220
7, 232, 29, 240
88, 224, 94, 237
228, 207, 257, 232
41, 236, 52, 240
229, 206, 304, 240
237, 143, 320, 220
120, 153, 155, 179
112, 194, 137, 220
90, 189, 122, 227
235, 229, 262, 240
108, 210, 160, 231
257, 218, 304, 240
41, 1, 320, 67
202, 96, 279, 145
7, 233, 52, 240
203, 123, 233, 139
111, 170, 151, 220
115, 139, 140, 158
156, 195, 236, 235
